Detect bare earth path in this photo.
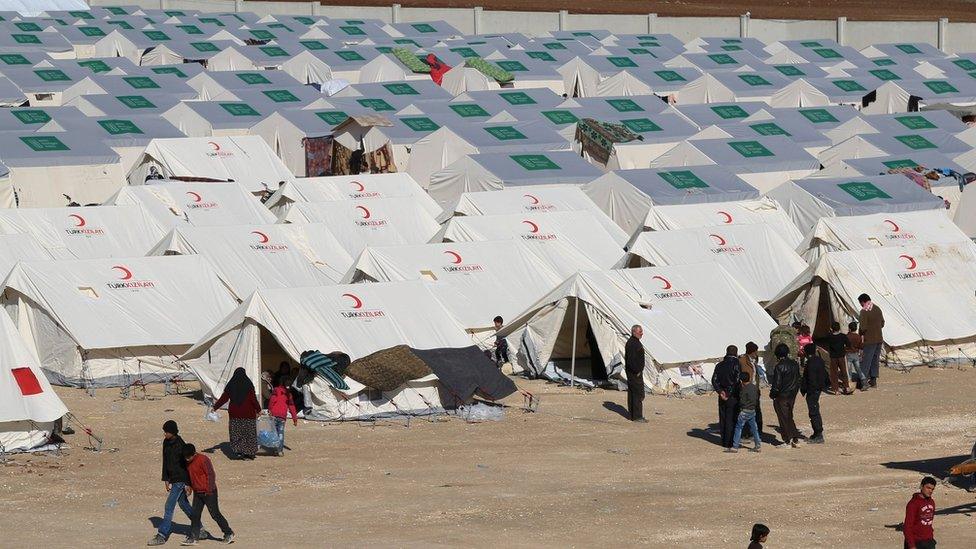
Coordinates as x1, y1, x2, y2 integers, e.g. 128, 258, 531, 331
2, 367, 975, 548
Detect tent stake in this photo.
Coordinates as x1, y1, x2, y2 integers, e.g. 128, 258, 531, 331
570, 298, 579, 388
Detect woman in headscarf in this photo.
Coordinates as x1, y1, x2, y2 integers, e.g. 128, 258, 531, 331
212, 368, 261, 459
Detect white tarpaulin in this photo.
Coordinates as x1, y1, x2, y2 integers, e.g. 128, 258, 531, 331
627, 224, 808, 303
2, 255, 240, 387
265, 173, 441, 219
149, 223, 351, 295
500, 265, 776, 393
107, 182, 277, 228
644, 197, 804, 247
0, 305, 68, 452
767, 243, 976, 364
127, 136, 295, 193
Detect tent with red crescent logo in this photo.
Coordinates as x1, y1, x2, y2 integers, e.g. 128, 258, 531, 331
1, 255, 239, 388
106, 182, 277, 228
149, 223, 352, 294
768, 243, 976, 366
265, 173, 441, 220
628, 224, 808, 303
767, 174, 947, 234
497, 265, 775, 393
182, 281, 485, 420
0, 299, 68, 452
0, 205, 165, 259
643, 197, 804, 247
795, 210, 975, 262
127, 136, 294, 193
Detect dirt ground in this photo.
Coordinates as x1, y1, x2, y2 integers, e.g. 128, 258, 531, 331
2, 367, 975, 548
317, 0, 976, 22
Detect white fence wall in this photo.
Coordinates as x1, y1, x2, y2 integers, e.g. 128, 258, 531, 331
89, 0, 976, 53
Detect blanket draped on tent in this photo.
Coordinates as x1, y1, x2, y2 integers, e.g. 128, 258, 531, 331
303, 136, 333, 177
575, 118, 641, 165
465, 58, 514, 83
299, 351, 350, 391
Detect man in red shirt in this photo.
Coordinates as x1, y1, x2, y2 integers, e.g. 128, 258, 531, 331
181, 444, 235, 546
903, 477, 937, 549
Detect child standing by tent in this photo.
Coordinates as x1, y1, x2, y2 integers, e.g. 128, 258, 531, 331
181, 444, 234, 546
267, 380, 298, 457
846, 322, 866, 391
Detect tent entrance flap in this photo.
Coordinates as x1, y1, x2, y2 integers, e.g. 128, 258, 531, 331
549, 298, 608, 381
259, 327, 293, 400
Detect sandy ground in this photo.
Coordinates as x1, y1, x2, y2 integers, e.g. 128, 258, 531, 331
2, 367, 975, 548
316, 0, 976, 22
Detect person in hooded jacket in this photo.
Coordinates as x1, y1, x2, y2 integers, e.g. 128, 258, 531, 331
769, 343, 801, 447
267, 379, 299, 457
212, 368, 261, 460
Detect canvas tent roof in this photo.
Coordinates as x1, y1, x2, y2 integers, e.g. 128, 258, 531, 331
149, 223, 350, 294
499, 265, 776, 392
627, 224, 808, 303
440, 211, 626, 269
673, 101, 771, 127
107, 182, 276, 228
127, 136, 294, 192
768, 174, 947, 233
644, 197, 804, 247
266, 173, 439, 219
0, 75, 26, 106
767, 243, 976, 362
65, 92, 183, 116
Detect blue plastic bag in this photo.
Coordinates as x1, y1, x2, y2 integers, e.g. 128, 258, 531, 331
256, 416, 280, 448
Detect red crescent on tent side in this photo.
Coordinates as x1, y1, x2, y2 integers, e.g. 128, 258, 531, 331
899, 254, 917, 270
341, 293, 363, 309
69, 214, 86, 227
522, 220, 539, 233
444, 251, 462, 264
251, 231, 269, 244
186, 191, 203, 203
708, 233, 726, 246
652, 275, 672, 290
883, 219, 900, 232
524, 194, 540, 205
718, 211, 733, 224
356, 205, 371, 219
208, 141, 220, 151
112, 265, 133, 280
351, 181, 365, 192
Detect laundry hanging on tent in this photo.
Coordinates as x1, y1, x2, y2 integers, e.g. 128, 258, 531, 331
300, 350, 349, 391
575, 118, 642, 165
464, 57, 514, 83
303, 136, 333, 177
425, 54, 452, 86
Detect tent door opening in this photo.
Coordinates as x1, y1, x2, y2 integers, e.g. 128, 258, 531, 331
549, 298, 607, 381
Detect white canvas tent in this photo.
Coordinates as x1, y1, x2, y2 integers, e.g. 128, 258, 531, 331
345, 239, 568, 333
582, 166, 759, 236
1, 255, 239, 387
0, 305, 68, 453
0, 233, 52, 279
767, 175, 946, 234
499, 265, 776, 392
795, 209, 971, 262
181, 281, 476, 420
0, 205, 164, 259
627, 224, 808, 303
440, 211, 626, 269
127, 136, 295, 193
107, 182, 276, 227
149, 223, 351, 294
767, 243, 976, 366
643, 197, 805, 247
265, 173, 439, 219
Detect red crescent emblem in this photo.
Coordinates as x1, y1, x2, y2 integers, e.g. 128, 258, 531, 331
883, 219, 900, 232
341, 293, 363, 309
899, 254, 917, 270
444, 251, 462, 264
718, 211, 733, 224
186, 191, 202, 203
356, 205, 371, 219
351, 181, 365, 192
112, 265, 133, 280
709, 233, 726, 246
251, 231, 269, 244
208, 141, 220, 151
524, 194, 540, 205
69, 214, 85, 227
522, 220, 539, 233
652, 275, 672, 290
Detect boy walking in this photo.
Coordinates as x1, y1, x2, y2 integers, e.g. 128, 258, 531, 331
846, 322, 866, 391
149, 421, 205, 546
181, 444, 235, 546
823, 322, 853, 395
729, 371, 761, 453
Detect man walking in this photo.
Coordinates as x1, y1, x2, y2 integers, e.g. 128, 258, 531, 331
904, 477, 937, 549
800, 343, 828, 444
711, 345, 741, 450
181, 444, 235, 546
769, 343, 801, 447
738, 342, 764, 440
625, 324, 646, 423
858, 293, 885, 388
148, 421, 204, 546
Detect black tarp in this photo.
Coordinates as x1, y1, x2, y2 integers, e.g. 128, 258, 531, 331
409, 345, 517, 403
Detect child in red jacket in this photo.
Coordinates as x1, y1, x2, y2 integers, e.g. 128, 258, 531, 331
181, 444, 235, 546
267, 382, 298, 457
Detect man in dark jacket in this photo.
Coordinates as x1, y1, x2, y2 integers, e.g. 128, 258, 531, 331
624, 324, 646, 423
800, 343, 829, 443
711, 345, 741, 450
148, 421, 206, 546
769, 343, 801, 447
